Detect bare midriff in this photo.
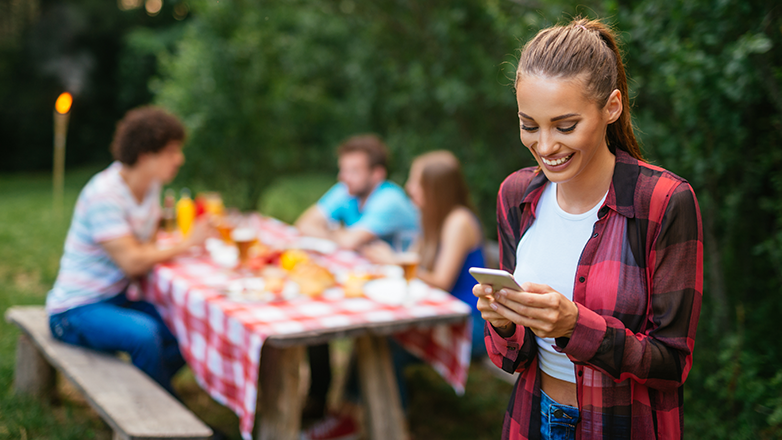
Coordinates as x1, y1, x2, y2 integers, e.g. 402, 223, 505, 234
541, 370, 578, 407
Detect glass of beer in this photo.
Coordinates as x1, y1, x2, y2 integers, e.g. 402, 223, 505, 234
396, 252, 420, 301
215, 208, 239, 243
231, 226, 257, 266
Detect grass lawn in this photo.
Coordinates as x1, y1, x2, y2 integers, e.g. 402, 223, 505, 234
0, 165, 514, 440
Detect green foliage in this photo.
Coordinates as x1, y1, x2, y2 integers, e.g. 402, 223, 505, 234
257, 173, 335, 224
0, 0, 191, 172
152, 0, 597, 225
616, 0, 782, 436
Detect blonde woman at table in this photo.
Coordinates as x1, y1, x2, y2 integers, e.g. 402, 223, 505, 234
46, 106, 211, 396
363, 149, 487, 357
473, 18, 703, 440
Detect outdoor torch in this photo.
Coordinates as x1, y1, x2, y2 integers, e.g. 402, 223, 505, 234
53, 92, 72, 216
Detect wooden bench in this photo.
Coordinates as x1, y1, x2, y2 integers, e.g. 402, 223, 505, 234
5, 306, 213, 440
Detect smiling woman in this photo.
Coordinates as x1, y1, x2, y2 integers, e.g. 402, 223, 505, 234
515, 76, 620, 214
473, 17, 704, 440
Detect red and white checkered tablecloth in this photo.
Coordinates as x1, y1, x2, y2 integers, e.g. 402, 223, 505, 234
142, 216, 472, 440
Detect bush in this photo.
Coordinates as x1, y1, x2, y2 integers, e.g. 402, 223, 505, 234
257, 173, 335, 224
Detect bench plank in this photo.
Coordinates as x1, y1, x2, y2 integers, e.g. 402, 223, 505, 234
5, 306, 212, 440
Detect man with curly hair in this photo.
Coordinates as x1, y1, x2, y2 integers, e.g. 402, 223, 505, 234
46, 106, 210, 395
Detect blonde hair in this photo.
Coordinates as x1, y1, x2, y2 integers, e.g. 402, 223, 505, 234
516, 17, 643, 160
413, 150, 475, 270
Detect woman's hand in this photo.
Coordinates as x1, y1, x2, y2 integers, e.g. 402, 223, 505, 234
491, 282, 579, 339
360, 240, 398, 265
473, 283, 515, 337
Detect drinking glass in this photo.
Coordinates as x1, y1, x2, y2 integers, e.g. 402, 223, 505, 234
393, 231, 420, 304
231, 214, 257, 266
216, 208, 240, 243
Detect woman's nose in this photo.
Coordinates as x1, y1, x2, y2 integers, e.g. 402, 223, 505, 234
536, 131, 558, 156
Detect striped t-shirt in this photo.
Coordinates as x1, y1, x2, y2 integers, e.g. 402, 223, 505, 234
46, 162, 161, 315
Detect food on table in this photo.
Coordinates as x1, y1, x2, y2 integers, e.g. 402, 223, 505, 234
343, 273, 371, 298
257, 267, 287, 295
264, 276, 285, 294
289, 261, 335, 297
280, 249, 309, 271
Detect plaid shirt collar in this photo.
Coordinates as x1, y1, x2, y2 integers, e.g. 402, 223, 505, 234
519, 149, 639, 219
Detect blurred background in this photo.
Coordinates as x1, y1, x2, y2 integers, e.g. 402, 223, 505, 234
1, 0, 781, 438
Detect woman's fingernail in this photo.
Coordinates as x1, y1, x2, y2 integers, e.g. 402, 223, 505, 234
484, 286, 492, 294
496, 289, 506, 297
490, 303, 498, 311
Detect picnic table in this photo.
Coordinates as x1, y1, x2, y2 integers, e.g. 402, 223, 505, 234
139, 215, 473, 440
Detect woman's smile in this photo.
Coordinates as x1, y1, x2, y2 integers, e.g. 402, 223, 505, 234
540, 153, 574, 168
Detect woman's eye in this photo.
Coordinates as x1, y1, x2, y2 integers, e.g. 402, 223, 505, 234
520, 124, 538, 132
558, 122, 578, 133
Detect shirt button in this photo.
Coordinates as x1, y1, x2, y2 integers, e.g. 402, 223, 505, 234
578, 276, 586, 283
592, 232, 599, 238
578, 371, 583, 377
554, 409, 565, 418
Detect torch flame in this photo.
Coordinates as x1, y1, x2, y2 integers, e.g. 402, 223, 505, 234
55, 93, 73, 114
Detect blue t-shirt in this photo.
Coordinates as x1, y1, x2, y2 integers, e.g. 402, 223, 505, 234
317, 181, 419, 245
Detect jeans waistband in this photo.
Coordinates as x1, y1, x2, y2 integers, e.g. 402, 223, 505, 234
541, 389, 579, 428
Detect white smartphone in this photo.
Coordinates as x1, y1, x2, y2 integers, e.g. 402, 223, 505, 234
469, 267, 523, 292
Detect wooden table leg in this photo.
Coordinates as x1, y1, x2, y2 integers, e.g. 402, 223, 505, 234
14, 334, 55, 399
255, 344, 305, 440
356, 334, 408, 440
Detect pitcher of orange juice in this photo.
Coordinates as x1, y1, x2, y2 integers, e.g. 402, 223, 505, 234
176, 188, 196, 236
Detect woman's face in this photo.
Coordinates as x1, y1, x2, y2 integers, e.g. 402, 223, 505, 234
405, 161, 425, 208
515, 75, 621, 187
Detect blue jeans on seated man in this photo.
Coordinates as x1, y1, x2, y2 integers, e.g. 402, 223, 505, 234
49, 292, 185, 395
540, 389, 580, 440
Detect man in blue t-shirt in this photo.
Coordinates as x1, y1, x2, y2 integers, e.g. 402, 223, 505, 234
295, 134, 419, 250
295, 134, 419, 427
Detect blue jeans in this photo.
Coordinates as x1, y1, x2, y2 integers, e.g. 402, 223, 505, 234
540, 390, 579, 440
49, 292, 185, 395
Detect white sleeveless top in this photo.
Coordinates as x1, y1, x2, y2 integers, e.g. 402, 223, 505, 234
513, 182, 607, 383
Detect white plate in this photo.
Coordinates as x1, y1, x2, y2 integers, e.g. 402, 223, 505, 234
363, 278, 429, 306
294, 237, 339, 254
205, 238, 238, 268
225, 277, 300, 302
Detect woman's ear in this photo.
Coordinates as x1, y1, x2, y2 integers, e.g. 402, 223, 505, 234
604, 89, 623, 124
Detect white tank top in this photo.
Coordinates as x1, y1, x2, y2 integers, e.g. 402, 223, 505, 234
513, 182, 607, 383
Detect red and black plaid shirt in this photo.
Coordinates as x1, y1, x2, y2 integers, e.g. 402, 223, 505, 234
486, 150, 703, 439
